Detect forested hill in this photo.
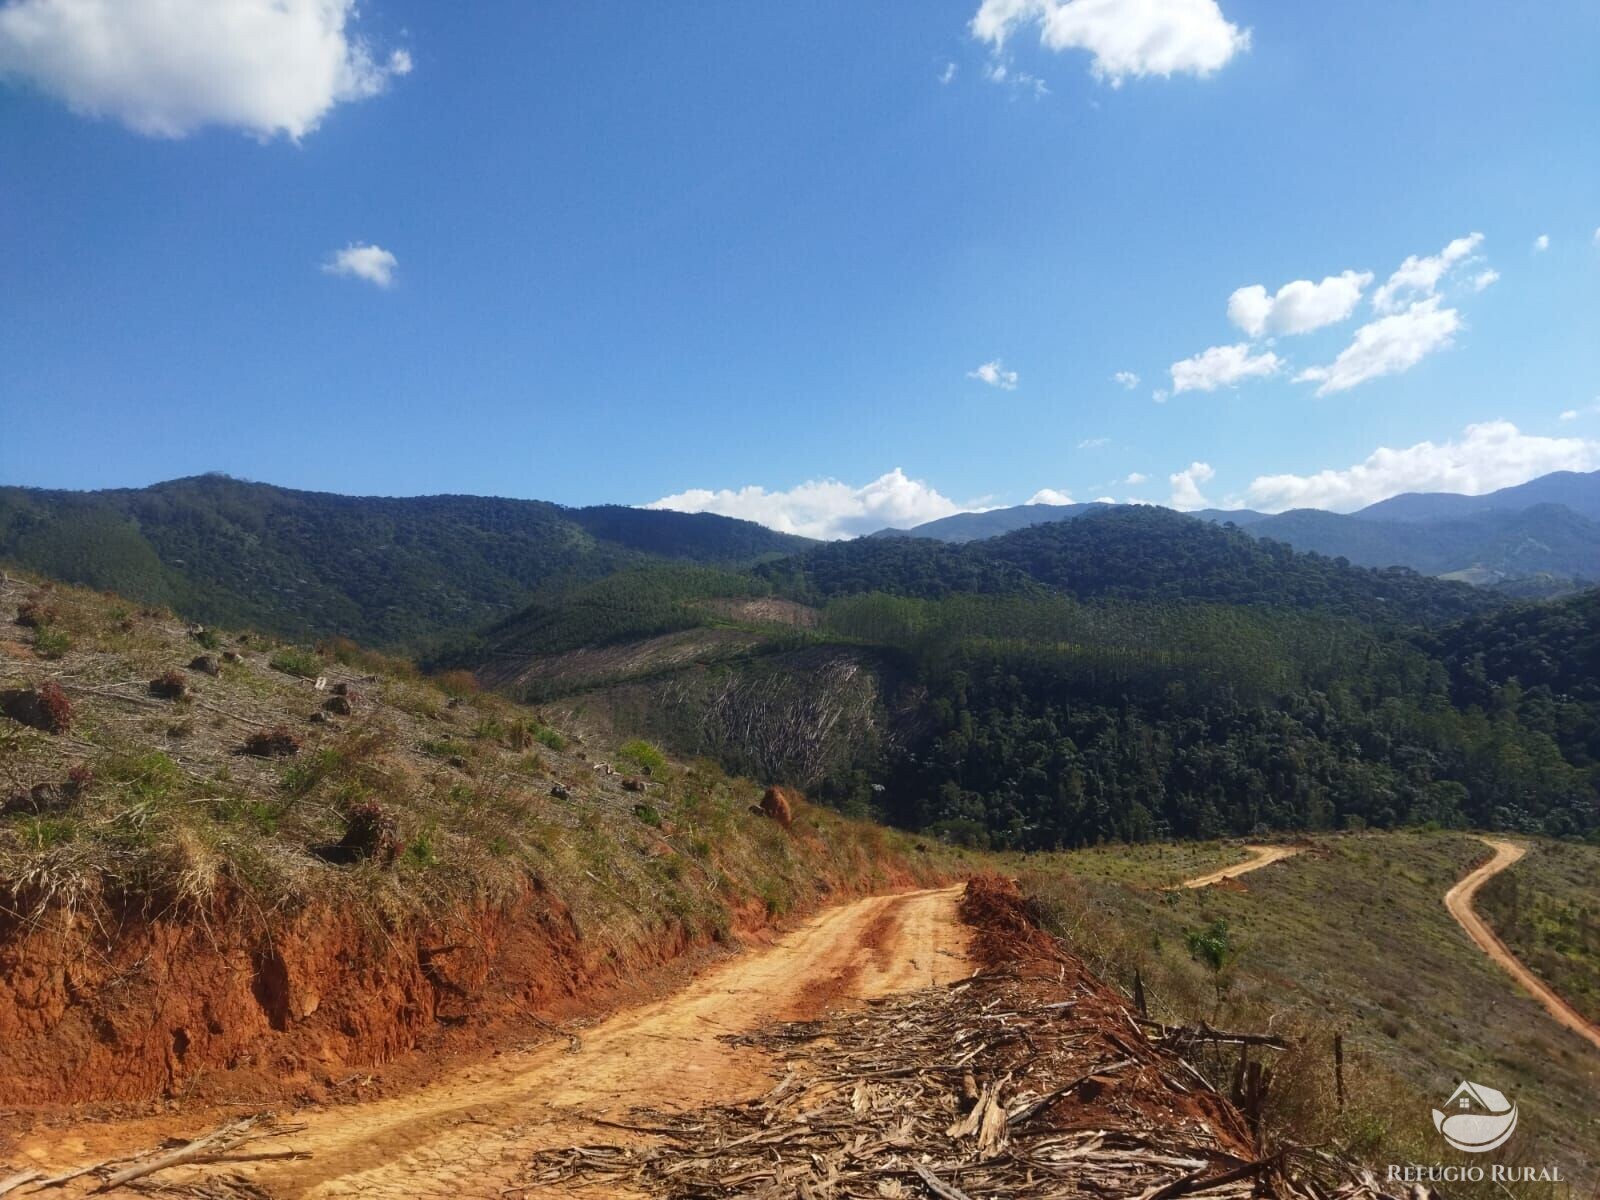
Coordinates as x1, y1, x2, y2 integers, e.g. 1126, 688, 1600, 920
761, 506, 1493, 626
0, 476, 809, 647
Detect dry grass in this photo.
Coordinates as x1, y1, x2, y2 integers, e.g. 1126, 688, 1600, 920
0, 573, 961, 948
1013, 835, 1597, 1195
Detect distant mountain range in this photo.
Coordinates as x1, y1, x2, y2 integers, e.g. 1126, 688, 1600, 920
0, 475, 810, 647
870, 469, 1600, 589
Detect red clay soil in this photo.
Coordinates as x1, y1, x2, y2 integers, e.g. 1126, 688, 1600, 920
0, 860, 941, 1113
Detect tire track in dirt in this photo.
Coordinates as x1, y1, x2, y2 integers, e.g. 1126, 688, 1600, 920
1178, 843, 1300, 889
18, 885, 971, 1199
1444, 837, 1600, 1053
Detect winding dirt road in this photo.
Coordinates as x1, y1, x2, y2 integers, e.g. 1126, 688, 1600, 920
1179, 843, 1300, 889
19, 885, 971, 1199
1444, 837, 1600, 1053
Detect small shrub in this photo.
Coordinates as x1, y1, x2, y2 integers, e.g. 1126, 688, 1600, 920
433, 669, 480, 699
269, 648, 322, 679
149, 670, 189, 699
339, 800, 405, 864
405, 831, 438, 867
534, 726, 567, 751
242, 726, 302, 757
633, 802, 663, 827
617, 738, 667, 775
190, 655, 222, 676
192, 628, 222, 650
34, 626, 71, 659
15, 599, 59, 629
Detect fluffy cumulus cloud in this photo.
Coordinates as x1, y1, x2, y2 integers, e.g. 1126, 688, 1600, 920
1027, 488, 1075, 505
1292, 296, 1459, 396
1169, 343, 1281, 394
1226, 270, 1372, 338
968, 359, 1019, 390
0, 0, 410, 139
1113, 370, 1140, 389
647, 468, 970, 541
1244, 420, 1600, 512
323, 243, 398, 287
1167, 461, 1214, 510
971, 0, 1249, 84
1371, 232, 1483, 314
1124, 471, 1148, 484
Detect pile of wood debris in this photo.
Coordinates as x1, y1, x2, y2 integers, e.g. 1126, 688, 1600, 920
523, 878, 1404, 1199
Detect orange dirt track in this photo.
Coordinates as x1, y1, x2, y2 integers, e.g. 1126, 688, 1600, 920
16, 885, 971, 1199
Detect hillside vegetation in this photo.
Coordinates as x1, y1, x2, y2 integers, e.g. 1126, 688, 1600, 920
0, 572, 953, 1105
449, 511, 1597, 848
1016, 835, 1597, 1189
0, 475, 809, 648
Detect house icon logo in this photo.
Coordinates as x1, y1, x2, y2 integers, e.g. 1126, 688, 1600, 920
1432, 1080, 1518, 1153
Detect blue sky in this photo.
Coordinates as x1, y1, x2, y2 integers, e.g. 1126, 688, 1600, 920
2, 0, 1598, 537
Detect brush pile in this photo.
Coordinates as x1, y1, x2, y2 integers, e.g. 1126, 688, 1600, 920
524, 879, 1400, 1199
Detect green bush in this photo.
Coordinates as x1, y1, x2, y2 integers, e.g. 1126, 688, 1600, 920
618, 738, 667, 775
269, 647, 322, 678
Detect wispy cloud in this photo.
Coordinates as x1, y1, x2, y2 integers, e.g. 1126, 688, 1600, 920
1113, 370, 1140, 389
1293, 297, 1459, 395
968, 359, 1019, 390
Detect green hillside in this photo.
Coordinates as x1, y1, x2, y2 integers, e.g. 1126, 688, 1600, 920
0, 476, 810, 648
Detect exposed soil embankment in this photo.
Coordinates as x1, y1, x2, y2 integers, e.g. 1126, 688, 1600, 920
0, 860, 941, 1110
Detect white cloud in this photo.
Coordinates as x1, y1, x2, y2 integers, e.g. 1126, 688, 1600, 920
1151, 387, 1169, 403
646, 468, 972, 540
1077, 436, 1110, 449
1244, 420, 1600, 512
323, 243, 398, 288
1533, 234, 1550, 253
1125, 471, 1148, 484
1292, 297, 1459, 396
1226, 270, 1372, 338
1169, 343, 1281, 394
1113, 370, 1140, 389
0, 0, 410, 139
939, 61, 958, 84
1028, 488, 1075, 505
1593, 227, 1600, 249
1167, 461, 1215, 510
968, 359, 1019, 390
1559, 402, 1600, 422
1095, 495, 1118, 503
1560, 409, 1579, 421
971, 0, 1249, 84
1371, 232, 1483, 313
1471, 268, 1499, 292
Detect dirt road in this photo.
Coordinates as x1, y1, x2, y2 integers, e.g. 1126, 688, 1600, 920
1179, 843, 1300, 889
19, 885, 971, 1199
1444, 837, 1600, 1053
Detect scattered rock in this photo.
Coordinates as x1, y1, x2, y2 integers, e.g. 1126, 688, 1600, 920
1, 766, 90, 816
333, 801, 405, 865
330, 681, 350, 696
1, 682, 73, 734
621, 776, 647, 793
323, 694, 353, 715
550, 783, 571, 800
759, 785, 800, 828
241, 726, 301, 757
189, 655, 221, 676
222, 650, 244, 664
308, 711, 331, 725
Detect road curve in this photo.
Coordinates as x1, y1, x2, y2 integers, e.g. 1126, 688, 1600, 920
1179, 843, 1300, 889
1444, 837, 1600, 1053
